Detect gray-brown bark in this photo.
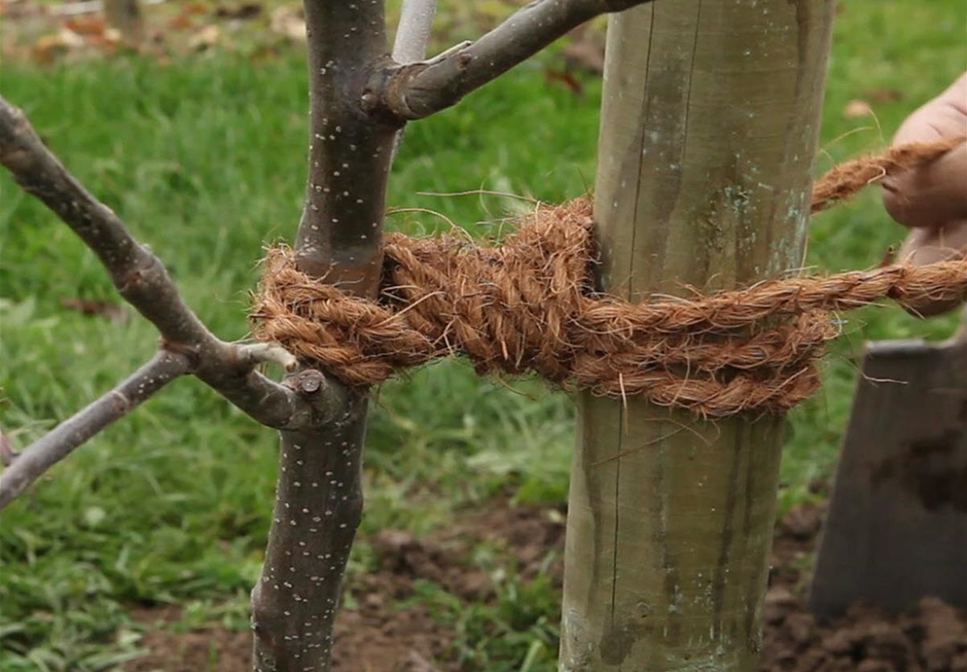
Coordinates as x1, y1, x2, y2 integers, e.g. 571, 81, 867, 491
374, 0, 658, 121
393, 0, 437, 64
251, 400, 366, 671
249, 1, 399, 669
0, 350, 189, 509
0, 97, 338, 511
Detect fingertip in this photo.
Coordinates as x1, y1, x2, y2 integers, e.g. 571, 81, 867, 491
881, 173, 923, 228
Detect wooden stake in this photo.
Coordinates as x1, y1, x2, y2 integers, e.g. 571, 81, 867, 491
560, 2, 834, 669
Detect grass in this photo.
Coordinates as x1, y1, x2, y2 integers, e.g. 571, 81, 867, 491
1, 1, 965, 670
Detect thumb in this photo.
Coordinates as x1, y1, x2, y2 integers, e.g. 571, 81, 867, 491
883, 140, 967, 229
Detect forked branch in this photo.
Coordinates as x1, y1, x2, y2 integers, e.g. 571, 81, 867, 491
0, 95, 316, 431
376, 0, 656, 120
0, 350, 189, 509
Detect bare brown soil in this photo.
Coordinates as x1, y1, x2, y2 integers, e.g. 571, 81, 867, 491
125, 500, 967, 672
764, 502, 967, 672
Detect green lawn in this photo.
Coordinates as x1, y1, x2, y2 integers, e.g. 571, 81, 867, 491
1, 1, 965, 670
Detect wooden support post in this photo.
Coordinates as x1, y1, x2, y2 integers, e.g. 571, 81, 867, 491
559, 2, 834, 670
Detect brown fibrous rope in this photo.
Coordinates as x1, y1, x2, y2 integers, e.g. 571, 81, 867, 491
252, 139, 967, 417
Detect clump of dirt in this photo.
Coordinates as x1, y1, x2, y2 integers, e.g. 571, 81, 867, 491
126, 600, 453, 672
760, 504, 967, 672
125, 500, 967, 672
762, 593, 967, 672
454, 501, 567, 583
332, 604, 453, 672
367, 500, 567, 602
126, 607, 249, 672
368, 527, 492, 601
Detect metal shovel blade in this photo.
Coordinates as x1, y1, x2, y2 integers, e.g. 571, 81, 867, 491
808, 319, 967, 617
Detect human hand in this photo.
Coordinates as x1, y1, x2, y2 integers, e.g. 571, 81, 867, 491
881, 72, 967, 315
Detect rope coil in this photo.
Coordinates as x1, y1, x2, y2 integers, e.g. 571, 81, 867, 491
252, 140, 967, 417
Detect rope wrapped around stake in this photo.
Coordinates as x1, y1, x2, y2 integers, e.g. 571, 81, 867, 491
252, 140, 967, 417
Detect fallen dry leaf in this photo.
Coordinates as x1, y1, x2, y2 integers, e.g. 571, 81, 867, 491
561, 24, 605, 74
865, 87, 904, 103
56, 26, 86, 48
182, 2, 208, 16
86, 26, 121, 49
843, 99, 873, 118
544, 69, 584, 96
188, 23, 221, 50
270, 5, 305, 42
215, 3, 262, 21
59, 296, 126, 321
64, 15, 106, 35
33, 28, 85, 62
167, 12, 195, 31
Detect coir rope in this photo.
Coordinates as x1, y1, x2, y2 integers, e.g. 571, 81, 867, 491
252, 138, 967, 417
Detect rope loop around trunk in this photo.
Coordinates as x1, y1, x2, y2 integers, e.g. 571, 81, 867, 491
252, 139, 967, 417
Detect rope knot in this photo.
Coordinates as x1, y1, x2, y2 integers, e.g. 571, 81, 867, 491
252, 140, 967, 417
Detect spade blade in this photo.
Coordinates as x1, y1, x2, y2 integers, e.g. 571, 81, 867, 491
809, 322, 967, 617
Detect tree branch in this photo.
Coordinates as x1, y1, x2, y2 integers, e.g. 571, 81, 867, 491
238, 343, 299, 371
392, 0, 437, 64
0, 95, 315, 431
0, 350, 189, 510
375, 0, 655, 121
389, 0, 438, 164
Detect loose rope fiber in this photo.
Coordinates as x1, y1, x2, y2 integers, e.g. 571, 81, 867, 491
253, 140, 967, 417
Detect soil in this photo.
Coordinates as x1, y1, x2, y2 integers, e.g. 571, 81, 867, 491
125, 500, 967, 672
764, 503, 967, 672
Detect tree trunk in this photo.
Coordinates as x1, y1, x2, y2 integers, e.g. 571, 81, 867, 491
103, 0, 143, 44
559, 2, 834, 670
250, 1, 398, 670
